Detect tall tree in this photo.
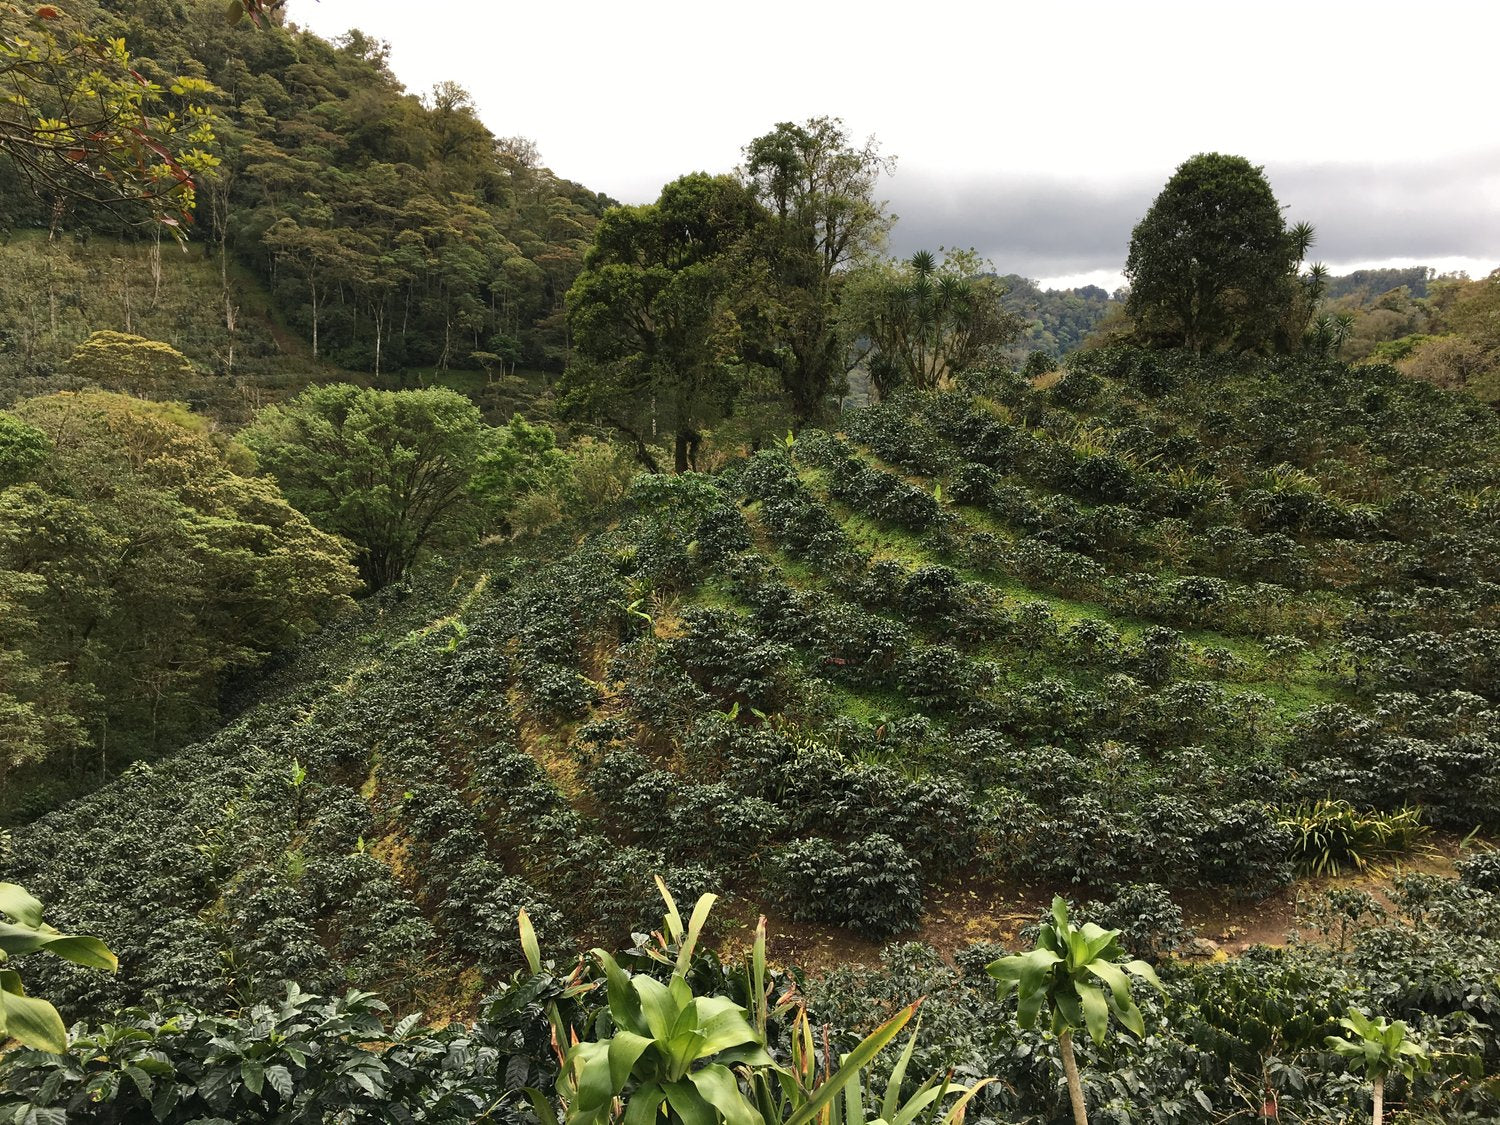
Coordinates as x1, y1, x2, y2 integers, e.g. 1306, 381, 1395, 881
242, 384, 497, 588
563, 173, 764, 472
741, 117, 892, 425
0, 393, 356, 780
1124, 153, 1307, 355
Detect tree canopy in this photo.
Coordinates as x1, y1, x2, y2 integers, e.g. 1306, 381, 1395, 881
1124, 153, 1306, 354
0, 392, 356, 790
243, 384, 500, 589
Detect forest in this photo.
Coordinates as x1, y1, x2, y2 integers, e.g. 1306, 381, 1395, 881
4, 2, 1500, 1124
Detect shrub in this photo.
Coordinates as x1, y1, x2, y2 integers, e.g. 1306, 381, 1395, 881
1282, 800, 1432, 876
1455, 850, 1500, 894
767, 833, 923, 939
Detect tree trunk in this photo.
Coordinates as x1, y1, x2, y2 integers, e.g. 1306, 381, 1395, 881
1059, 1029, 1088, 1125
674, 429, 690, 474
1372, 1073, 1383, 1125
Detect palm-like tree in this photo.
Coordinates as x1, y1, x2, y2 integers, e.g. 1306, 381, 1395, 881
987, 897, 1163, 1125
1326, 1008, 1430, 1125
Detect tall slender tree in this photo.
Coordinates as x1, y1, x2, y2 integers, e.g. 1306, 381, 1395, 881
741, 117, 893, 425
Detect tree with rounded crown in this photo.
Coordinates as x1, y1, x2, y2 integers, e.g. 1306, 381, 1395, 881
1326, 1008, 1430, 1125
1124, 153, 1308, 355
987, 896, 1163, 1125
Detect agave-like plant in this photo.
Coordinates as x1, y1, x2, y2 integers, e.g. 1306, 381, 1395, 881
1, 882, 117, 1052
1326, 1008, 1430, 1125
988, 896, 1162, 1125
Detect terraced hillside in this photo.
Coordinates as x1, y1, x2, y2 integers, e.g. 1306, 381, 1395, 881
13, 349, 1500, 1022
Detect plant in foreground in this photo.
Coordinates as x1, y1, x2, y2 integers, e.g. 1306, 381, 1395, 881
987, 896, 1162, 1125
0, 882, 116, 1052
1326, 1008, 1430, 1125
549, 877, 990, 1125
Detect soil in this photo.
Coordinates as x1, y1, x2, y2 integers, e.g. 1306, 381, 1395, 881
735, 835, 1472, 976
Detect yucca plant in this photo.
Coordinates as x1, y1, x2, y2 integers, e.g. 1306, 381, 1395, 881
1282, 800, 1432, 876
1326, 1008, 1430, 1125
0, 882, 117, 1052
987, 896, 1162, 1125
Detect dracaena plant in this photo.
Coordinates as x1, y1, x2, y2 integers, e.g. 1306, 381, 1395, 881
0, 882, 117, 1052
987, 896, 1163, 1125
546, 877, 990, 1125
1326, 1008, 1430, 1125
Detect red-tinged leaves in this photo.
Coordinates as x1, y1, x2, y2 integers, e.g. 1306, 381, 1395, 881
34, 5, 62, 19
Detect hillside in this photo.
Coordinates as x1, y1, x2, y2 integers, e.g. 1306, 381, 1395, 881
0, 231, 330, 415
13, 348, 1500, 1024
0, 0, 611, 396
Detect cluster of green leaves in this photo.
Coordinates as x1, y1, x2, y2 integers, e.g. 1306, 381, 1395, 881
0, 0, 218, 228
1281, 800, 1432, 877
0, 391, 356, 808
0, 881, 115, 1053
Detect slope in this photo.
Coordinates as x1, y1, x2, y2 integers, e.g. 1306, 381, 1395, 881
11, 348, 1500, 1022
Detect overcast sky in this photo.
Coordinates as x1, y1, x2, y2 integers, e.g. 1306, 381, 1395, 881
290, 0, 1500, 291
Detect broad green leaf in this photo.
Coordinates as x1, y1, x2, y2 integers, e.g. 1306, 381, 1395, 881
622, 1082, 664, 1125
635, 975, 679, 1044
1122, 959, 1164, 993
688, 1063, 764, 1125
676, 893, 718, 976
608, 1030, 655, 1095
572, 1040, 617, 1114
241, 1058, 265, 1096
596, 950, 648, 1037
663, 1077, 716, 1125
0, 884, 43, 928
519, 909, 542, 975
1076, 981, 1109, 1044
0, 971, 67, 1053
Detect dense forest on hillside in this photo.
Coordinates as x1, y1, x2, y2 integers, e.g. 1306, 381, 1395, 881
4, 3, 1500, 1124
0, 0, 610, 394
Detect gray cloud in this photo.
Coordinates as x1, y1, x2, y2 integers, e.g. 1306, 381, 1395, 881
883, 149, 1500, 281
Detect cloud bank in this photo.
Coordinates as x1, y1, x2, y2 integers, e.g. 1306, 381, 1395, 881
883, 149, 1500, 284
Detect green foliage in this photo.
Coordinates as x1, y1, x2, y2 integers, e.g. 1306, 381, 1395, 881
244, 383, 497, 589
64, 331, 194, 397
560, 898, 772, 1125
988, 896, 1163, 1046
767, 834, 923, 940
1125, 154, 1308, 354
0, 881, 115, 1052
842, 249, 1024, 398
0, 1, 217, 227
0, 391, 356, 794
1281, 800, 1431, 876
